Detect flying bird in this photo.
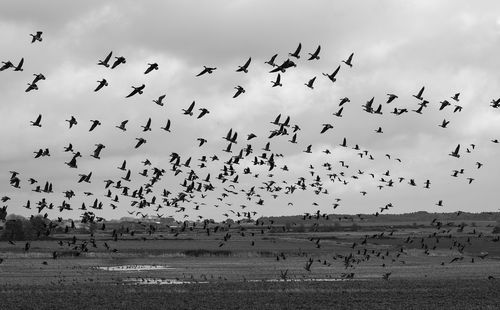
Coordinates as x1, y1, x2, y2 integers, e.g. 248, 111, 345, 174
153, 94, 166, 106
30, 31, 43, 43
449, 144, 460, 158
323, 65, 340, 83
25, 83, 38, 92
197, 108, 210, 119
271, 74, 282, 87
111, 56, 126, 69
116, 120, 128, 131
65, 116, 77, 128
183, 101, 196, 115
413, 86, 425, 100
305, 77, 316, 89
13, 58, 24, 71
289, 43, 302, 59
307, 45, 321, 60
135, 138, 147, 148
233, 85, 245, 98
265, 54, 278, 67
89, 120, 102, 132
236, 57, 251, 73
160, 119, 171, 132
30, 114, 42, 127
94, 79, 108, 92
144, 63, 159, 74
126, 84, 145, 98
98, 51, 112, 67
386, 94, 398, 103
196, 66, 216, 76
32, 73, 45, 84
342, 52, 354, 67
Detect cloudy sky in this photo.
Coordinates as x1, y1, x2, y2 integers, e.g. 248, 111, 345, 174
1, 0, 500, 221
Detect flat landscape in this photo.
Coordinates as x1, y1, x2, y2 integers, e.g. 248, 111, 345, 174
1, 215, 499, 309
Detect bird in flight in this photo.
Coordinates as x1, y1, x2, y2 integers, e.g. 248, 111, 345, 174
308, 45, 321, 60
94, 79, 108, 92
305, 77, 316, 89
144, 63, 159, 74
342, 52, 354, 67
160, 119, 171, 132
30, 114, 42, 127
153, 94, 166, 106
289, 43, 301, 59
449, 144, 460, 158
32, 73, 45, 84
236, 57, 251, 73
98, 51, 112, 67
413, 86, 425, 100
13, 58, 24, 71
126, 84, 145, 98
197, 108, 210, 119
89, 120, 101, 132
323, 65, 340, 83
116, 120, 128, 131
233, 86, 245, 98
265, 54, 278, 67
25, 83, 38, 92
65, 116, 77, 129
182, 101, 196, 116
111, 56, 126, 69
196, 66, 216, 76
271, 74, 282, 87
30, 31, 43, 43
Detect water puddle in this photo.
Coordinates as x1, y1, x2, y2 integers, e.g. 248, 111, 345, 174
124, 277, 364, 285
94, 264, 174, 272
124, 278, 208, 285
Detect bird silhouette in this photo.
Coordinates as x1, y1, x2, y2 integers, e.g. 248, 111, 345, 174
307, 45, 321, 60
30, 31, 43, 43
126, 84, 145, 98
89, 120, 101, 132
111, 56, 126, 69
196, 66, 216, 76
236, 57, 251, 73
30, 114, 42, 127
305, 77, 316, 89
271, 74, 282, 87
98, 51, 112, 67
449, 144, 460, 158
144, 63, 159, 74
13, 58, 24, 71
182, 101, 196, 115
233, 86, 245, 98
323, 65, 340, 83
116, 120, 129, 131
65, 116, 78, 128
94, 79, 108, 92
342, 52, 354, 67
413, 86, 425, 100
153, 94, 166, 106
265, 54, 278, 67
289, 43, 301, 59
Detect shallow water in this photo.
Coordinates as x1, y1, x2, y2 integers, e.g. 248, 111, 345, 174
94, 264, 174, 271
124, 277, 364, 285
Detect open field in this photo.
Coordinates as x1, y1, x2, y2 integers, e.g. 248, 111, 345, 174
1, 223, 499, 309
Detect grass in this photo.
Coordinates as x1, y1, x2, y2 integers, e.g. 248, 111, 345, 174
0, 226, 499, 308
1, 280, 499, 310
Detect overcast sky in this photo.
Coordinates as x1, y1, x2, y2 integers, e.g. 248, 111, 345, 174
1, 0, 500, 221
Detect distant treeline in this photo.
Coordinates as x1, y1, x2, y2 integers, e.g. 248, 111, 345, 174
260, 211, 500, 225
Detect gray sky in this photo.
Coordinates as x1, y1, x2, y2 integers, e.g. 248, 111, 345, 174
1, 0, 500, 221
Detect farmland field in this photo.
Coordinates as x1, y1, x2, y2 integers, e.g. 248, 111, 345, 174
1, 225, 499, 309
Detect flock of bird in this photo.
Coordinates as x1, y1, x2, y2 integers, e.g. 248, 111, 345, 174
1, 31, 499, 280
